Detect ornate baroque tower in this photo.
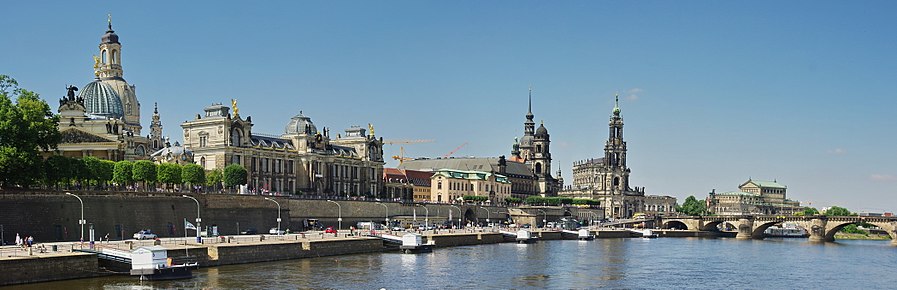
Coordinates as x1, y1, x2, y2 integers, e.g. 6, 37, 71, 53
604, 95, 630, 192
97, 16, 142, 134
150, 102, 164, 150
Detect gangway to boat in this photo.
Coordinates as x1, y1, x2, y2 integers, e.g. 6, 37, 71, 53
368, 233, 405, 245
75, 247, 133, 268
626, 229, 658, 238
562, 229, 595, 240
368, 233, 434, 253
499, 230, 518, 237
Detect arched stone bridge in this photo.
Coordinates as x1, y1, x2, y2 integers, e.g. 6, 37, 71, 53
660, 215, 897, 245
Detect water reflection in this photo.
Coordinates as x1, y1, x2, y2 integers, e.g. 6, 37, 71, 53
4, 239, 896, 289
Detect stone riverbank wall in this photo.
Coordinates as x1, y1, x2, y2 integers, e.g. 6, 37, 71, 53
0, 191, 509, 243
205, 238, 384, 266
0, 191, 601, 245
0, 252, 103, 286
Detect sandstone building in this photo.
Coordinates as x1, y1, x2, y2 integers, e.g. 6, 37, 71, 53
181, 104, 384, 196
706, 179, 802, 215
559, 96, 671, 219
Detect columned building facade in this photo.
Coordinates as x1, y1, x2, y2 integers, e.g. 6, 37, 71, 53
181, 104, 384, 196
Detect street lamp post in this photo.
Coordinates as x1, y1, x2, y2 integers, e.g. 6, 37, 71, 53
264, 197, 282, 235
327, 200, 342, 230
65, 192, 86, 242
416, 204, 429, 228
375, 202, 389, 227
537, 209, 548, 228
182, 195, 201, 243
479, 206, 491, 227
449, 205, 462, 229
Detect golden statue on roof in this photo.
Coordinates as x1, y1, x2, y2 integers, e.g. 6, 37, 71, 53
231, 99, 239, 116
368, 123, 375, 137
92, 55, 101, 77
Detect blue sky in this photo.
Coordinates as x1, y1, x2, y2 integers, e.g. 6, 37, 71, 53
3, 1, 896, 211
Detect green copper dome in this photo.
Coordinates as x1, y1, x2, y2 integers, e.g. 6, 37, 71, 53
79, 79, 124, 119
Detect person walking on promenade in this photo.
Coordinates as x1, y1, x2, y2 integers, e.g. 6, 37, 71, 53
15, 233, 21, 247
27, 236, 34, 247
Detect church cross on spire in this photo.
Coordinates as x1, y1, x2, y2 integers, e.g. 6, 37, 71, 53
107, 13, 112, 30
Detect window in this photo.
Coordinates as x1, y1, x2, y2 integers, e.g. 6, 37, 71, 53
438, 181, 442, 190
111, 50, 117, 64
230, 128, 242, 146
102, 50, 107, 63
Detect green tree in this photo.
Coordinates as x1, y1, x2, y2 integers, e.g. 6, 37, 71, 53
801, 207, 820, 216
505, 197, 522, 204
157, 163, 182, 191
112, 160, 133, 189
132, 160, 157, 191
824, 206, 852, 216
83, 156, 103, 188
182, 164, 206, 189
43, 155, 70, 189
206, 169, 223, 191
676, 195, 708, 216
223, 164, 247, 190
69, 158, 90, 188
97, 160, 115, 188
0, 75, 60, 188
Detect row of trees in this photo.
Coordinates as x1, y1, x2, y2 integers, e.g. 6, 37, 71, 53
28, 155, 249, 192
523, 196, 599, 206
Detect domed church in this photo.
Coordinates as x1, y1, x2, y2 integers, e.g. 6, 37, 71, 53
54, 17, 164, 161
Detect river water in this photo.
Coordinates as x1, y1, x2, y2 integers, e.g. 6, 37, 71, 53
7, 237, 896, 289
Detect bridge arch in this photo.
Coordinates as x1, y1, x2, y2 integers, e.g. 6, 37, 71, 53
750, 221, 783, 239
663, 220, 688, 230
464, 208, 477, 225
698, 221, 725, 232
823, 220, 897, 243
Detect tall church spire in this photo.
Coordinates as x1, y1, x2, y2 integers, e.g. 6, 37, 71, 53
526, 85, 534, 121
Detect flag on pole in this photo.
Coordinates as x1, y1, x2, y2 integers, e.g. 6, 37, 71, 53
185, 218, 197, 230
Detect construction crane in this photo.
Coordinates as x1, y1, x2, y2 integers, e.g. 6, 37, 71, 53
383, 139, 435, 145
392, 147, 414, 165
442, 142, 468, 158
384, 139, 434, 165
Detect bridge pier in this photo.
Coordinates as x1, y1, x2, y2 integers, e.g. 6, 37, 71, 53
735, 218, 753, 240
807, 218, 828, 243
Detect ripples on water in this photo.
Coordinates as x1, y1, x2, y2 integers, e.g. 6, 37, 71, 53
5, 238, 896, 289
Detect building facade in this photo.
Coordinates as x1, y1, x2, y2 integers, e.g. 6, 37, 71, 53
181, 104, 384, 196
559, 96, 649, 219
399, 156, 536, 199
429, 169, 511, 204
383, 168, 433, 202
53, 19, 165, 161
706, 179, 802, 215
644, 195, 678, 216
